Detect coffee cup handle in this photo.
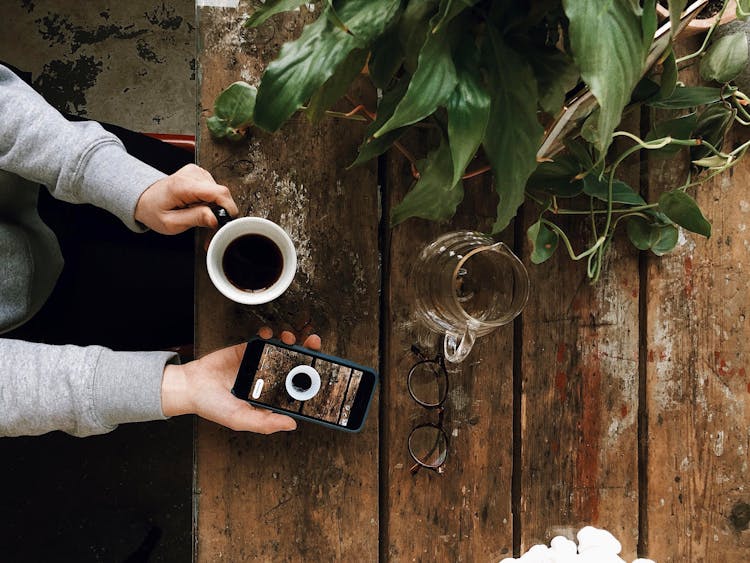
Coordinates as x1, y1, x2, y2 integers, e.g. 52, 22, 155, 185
444, 329, 476, 363
210, 205, 232, 228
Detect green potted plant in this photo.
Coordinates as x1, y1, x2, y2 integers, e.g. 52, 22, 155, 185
208, 0, 750, 281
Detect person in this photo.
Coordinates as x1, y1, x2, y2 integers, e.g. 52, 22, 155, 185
0, 63, 311, 437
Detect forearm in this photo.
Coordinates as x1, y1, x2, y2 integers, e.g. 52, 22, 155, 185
0, 64, 165, 230
0, 338, 176, 437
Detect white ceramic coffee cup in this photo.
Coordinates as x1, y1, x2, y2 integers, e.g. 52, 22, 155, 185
206, 217, 297, 305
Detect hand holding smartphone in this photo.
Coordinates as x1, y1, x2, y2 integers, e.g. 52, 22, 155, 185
231, 338, 378, 432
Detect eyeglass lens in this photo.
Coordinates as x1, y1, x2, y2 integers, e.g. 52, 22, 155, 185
409, 424, 448, 469
408, 360, 448, 407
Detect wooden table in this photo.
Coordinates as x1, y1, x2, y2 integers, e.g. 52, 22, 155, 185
194, 4, 750, 561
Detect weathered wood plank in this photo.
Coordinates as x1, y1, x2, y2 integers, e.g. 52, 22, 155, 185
644, 36, 750, 561
519, 157, 641, 556
195, 4, 379, 561
646, 140, 750, 562
383, 150, 515, 561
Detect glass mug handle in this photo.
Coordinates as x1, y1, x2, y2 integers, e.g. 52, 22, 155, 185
444, 329, 476, 364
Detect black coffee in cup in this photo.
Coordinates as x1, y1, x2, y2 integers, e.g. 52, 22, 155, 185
222, 234, 283, 292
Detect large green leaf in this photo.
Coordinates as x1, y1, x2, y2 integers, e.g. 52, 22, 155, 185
658, 190, 711, 237
254, 0, 400, 131
335, 0, 402, 39
648, 86, 726, 108
651, 223, 679, 255
582, 176, 646, 205
245, 0, 307, 28
580, 108, 602, 148
432, 0, 480, 32
700, 31, 749, 84
626, 215, 654, 250
398, 1, 440, 72
374, 9, 458, 138
349, 79, 409, 167
659, 49, 678, 100
391, 140, 464, 225
351, 129, 405, 167
740, 0, 750, 20
563, 0, 648, 152
626, 215, 679, 255
527, 46, 580, 115
564, 138, 595, 170
527, 220, 559, 264
642, 0, 658, 49
207, 81, 257, 140
526, 155, 585, 198
306, 48, 368, 123
446, 40, 491, 187
368, 25, 404, 89
668, 0, 688, 38
254, 16, 355, 131
482, 27, 543, 234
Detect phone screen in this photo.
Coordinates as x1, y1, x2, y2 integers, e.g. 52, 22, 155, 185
234, 339, 376, 430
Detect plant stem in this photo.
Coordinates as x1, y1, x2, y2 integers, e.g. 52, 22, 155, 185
462, 164, 491, 180
541, 219, 606, 261
553, 203, 659, 216
674, 0, 728, 64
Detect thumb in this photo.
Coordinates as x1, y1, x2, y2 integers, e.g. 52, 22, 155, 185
238, 408, 297, 434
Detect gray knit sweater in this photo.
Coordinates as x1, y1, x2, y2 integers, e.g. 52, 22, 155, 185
0, 64, 178, 437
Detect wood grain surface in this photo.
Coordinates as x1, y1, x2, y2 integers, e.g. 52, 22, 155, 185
646, 134, 750, 562
519, 146, 641, 557
195, 5, 380, 561
382, 150, 514, 561
643, 39, 750, 562
195, 5, 750, 562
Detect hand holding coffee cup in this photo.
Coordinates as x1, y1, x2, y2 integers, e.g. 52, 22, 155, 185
206, 210, 297, 305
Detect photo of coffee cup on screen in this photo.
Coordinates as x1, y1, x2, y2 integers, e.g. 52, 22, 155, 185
207, 216, 297, 305
248, 346, 366, 427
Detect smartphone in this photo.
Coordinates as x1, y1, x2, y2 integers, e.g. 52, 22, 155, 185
231, 337, 378, 432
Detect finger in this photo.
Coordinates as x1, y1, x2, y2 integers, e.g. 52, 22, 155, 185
302, 334, 322, 351
280, 331, 296, 345
174, 180, 239, 216
258, 326, 273, 339
165, 206, 218, 233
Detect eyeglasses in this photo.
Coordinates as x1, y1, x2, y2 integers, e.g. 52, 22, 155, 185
407, 345, 449, 475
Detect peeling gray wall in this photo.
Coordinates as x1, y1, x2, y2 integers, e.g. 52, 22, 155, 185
1, 1, 195, 134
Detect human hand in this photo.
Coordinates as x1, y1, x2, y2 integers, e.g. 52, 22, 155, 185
134, 163, 239, 234
161, 329, 322, 434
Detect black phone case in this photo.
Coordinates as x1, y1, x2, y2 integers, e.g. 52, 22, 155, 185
231, 337, 378, 432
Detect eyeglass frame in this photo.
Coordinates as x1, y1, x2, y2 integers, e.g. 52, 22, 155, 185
407, 345, 450, 475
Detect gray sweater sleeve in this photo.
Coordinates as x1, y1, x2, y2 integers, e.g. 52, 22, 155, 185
0, 64, 166, 231
0, 65, 179, 437
0, 339, 177, 437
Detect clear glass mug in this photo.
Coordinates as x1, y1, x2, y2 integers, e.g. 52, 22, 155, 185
410, 231, 530, 363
